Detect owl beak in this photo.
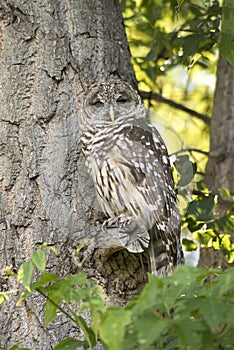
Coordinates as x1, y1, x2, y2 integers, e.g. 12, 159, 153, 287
109, 107, 115, 122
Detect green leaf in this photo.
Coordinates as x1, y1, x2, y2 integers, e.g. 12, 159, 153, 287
41, 242, 58, 255
199, 298, 229, 332
17, 290, 32, 306
186, 216, 204, 233
44, 294, 62, 327
193, 228, 216, 246
219, 187, 231, 198
208, 215, 234, 233
177, 0, 185, 9
53, 338, 88, 350
186, 194, 215, 221
134, 312, 168, 349
99, 308, 131, 350
17, 261, 34, 291
211, 268, 234, 296
173, 317, 203, 349
182, 238, 198, 251
174, 155, 197, 187
182, 34, 205, 57
0, 292, 8, 304
72, 314, 96, 348
33, 272, 60, 289
138, 0, 162, 25
32, 249, 46, 271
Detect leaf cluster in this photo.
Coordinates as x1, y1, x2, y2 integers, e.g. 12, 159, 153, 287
121, 0, 221, 87
1, 249, 234, 349
183, 184, 234, 262
172, 152, 234, 262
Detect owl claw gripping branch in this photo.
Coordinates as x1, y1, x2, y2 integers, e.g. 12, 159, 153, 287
102, 215, 150, 253
80, 80, 184, 277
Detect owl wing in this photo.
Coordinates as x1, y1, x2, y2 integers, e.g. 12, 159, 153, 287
110, 120, 183, 275
112, 120, 179, 232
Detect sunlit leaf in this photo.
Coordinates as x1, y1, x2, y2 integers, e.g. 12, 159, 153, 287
209, 215, 234, 233
182, 238, 198, 251
186, 194, 215, 221
219, 187, 231, 198
32, 249, 46, 271
0, 292, 9, 305
177, 0, 185, 10
17, 261, 34, 291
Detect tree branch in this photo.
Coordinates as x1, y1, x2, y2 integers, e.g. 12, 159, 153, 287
140, 91, 211, 125
171, 148, 209, 156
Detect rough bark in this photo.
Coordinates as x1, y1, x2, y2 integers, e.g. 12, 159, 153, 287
205, 54, 234, 195
0, 1, 145, 348
203, 54, 234, 268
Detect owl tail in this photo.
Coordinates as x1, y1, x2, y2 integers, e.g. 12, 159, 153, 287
148, 228, 184, 278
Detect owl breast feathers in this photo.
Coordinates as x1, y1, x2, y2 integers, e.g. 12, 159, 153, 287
80, 80, 184, 277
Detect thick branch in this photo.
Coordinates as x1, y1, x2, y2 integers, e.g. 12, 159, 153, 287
140, 91, 211, 125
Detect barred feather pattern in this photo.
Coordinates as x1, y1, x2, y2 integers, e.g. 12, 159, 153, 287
80, 80, 184, 277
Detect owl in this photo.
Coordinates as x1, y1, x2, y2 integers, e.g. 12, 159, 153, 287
80, 80, 184, 277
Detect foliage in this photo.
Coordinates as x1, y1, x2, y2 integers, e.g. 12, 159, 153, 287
182, 184, 234, 262
121, 0, 222, 87
122, 0, 216, 194
173, 153, 234, 262
120, 0, 234, 263
2, 245, 234, 350
0, 248, 234, 349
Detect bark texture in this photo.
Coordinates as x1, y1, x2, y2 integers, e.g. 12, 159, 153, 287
0, 1, 145, 348
203, 54, 234, 268
205, 54, 234, 195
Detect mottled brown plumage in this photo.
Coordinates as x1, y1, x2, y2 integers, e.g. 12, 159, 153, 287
80, 80, 184, 277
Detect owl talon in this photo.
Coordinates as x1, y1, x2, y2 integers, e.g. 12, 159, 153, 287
102, 216, 130, 231
101, 216, 150, 253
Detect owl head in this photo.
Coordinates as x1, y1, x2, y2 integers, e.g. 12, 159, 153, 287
81, 80, 146, 128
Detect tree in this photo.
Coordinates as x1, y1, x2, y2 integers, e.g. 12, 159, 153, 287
1, 0, 234, 348
205, 55, 234, 195
0, 1, 145, 348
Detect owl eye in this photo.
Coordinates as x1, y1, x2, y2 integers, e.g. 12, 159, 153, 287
117, 96, 129, 104
91, 100, 104, 108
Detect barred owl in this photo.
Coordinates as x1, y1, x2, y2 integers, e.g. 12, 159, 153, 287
80, 80, 184, 277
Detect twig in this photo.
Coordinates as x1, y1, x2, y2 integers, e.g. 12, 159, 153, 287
140, 91, 211, 125
171, 148, 209, 156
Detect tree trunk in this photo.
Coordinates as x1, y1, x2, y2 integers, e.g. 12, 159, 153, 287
201, 54, 234, 268
205, 54, 234, 195
0, 1, 144, 348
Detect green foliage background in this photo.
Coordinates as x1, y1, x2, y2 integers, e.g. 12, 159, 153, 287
121, 0, 234, 262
